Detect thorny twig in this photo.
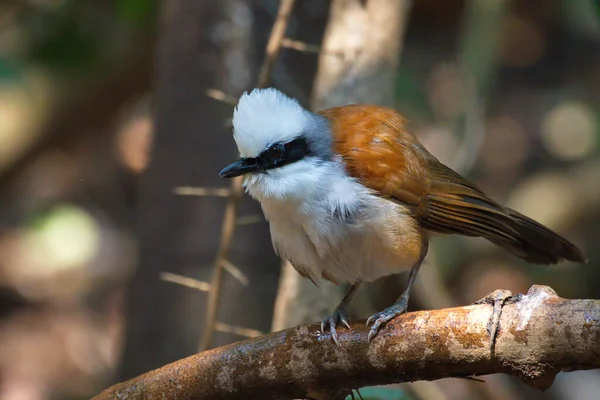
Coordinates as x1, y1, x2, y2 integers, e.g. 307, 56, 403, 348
197, 0, 297, 352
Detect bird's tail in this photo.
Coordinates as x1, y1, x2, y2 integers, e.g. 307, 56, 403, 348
486, 207, 586, 264
421, 160, 585, 265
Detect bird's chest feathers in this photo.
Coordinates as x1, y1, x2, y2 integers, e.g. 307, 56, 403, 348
245, 162, 423, 284
260, 185, 356, 259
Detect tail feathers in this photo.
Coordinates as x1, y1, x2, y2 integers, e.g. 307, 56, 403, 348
487, 207, 586, 265
419, 158, 585, 264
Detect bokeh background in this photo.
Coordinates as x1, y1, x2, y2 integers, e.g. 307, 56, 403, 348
0, 1, 598, 399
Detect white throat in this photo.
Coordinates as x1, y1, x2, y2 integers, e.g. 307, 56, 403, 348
243, 156, 364, 209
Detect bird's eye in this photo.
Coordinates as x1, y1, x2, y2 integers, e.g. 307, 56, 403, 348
265, 143, 285, 159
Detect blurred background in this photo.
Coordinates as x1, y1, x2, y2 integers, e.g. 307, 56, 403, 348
0, 0, 598, 399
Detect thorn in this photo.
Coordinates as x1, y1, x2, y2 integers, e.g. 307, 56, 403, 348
213, 322, 264, 338
220, 259, 250, 286
160, 272, 211, 292
174, 187, 231, 197
281, 38, 322, 54
205, 89, 238, 105
236, 214, 265, 226
280, 38, 344, 58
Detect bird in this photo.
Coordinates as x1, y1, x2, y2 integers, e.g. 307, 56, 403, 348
219, 87, 586, 344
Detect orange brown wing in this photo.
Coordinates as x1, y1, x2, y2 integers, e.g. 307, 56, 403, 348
319, 105, 585, 264
319, 105, 431, 210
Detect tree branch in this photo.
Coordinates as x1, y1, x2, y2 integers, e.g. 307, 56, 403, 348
93, 285, 600, 400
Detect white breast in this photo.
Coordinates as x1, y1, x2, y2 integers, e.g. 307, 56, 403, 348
243, 157, 421, 284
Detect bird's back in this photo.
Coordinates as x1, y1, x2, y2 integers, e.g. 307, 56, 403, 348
319, 104, 586, 265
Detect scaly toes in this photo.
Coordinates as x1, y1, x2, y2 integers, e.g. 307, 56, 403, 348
320, 309, 351, 345
366, 302, 408, 342
366, 312, 394, 342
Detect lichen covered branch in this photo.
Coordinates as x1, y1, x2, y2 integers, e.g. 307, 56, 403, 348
93, 286, 600, 400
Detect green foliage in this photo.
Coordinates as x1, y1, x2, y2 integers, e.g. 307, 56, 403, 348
27, 15, 103, 72
115, 0, 158, 25
592, 0, 600, 17
6, 0, 158, 76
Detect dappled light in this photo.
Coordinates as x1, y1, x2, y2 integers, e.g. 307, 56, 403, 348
0, 78, 52, 172
480, 115, 529, 176
542, 100, 597, 161
115, 114, 153, 174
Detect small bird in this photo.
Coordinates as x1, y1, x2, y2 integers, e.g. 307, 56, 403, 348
219, 88, 586, 344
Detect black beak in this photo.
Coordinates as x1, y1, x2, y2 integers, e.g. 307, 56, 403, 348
219, 159, 258, 178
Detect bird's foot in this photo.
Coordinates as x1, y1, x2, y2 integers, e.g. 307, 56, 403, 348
321, 307, 351, 346
366, 297, 408, 342
474, 289, 522, 354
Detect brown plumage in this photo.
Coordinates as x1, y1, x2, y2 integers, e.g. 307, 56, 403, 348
319, 104, 586, 265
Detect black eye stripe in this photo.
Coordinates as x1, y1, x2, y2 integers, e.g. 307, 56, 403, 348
245, 137, 312, 172
263, 142, 286, 159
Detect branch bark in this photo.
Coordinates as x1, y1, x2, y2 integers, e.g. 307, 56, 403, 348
93, 285, 600, 400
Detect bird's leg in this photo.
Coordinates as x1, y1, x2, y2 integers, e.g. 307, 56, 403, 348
366, 260, 422, 342
321, 282, 361, 345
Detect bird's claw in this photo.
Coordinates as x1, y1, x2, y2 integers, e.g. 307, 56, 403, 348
321, 308, 351, 346
366, 299, 408, 342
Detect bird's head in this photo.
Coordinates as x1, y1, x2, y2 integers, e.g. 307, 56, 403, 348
219, 88, 332, 180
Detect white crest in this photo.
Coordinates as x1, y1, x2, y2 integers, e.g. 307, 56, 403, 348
232, 88, 310, 158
